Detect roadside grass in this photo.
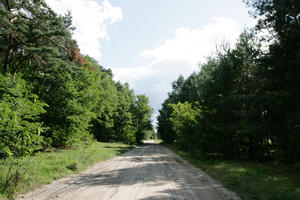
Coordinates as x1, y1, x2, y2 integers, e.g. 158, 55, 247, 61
154, 139, 163, 143
0, 142, 133, 199
165, 144, 300, 200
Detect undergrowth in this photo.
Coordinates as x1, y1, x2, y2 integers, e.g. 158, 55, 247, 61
165, 144, 300, 200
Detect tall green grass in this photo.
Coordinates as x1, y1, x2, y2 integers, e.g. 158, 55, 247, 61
165, 144, 300, 200
0, 142, 133, 199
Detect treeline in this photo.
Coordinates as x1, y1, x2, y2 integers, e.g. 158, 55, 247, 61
158, 0, 300, 162
0, 0, 153, 158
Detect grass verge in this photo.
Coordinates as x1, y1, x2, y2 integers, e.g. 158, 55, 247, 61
0, 142, 133, 199
164, 144, 300, 200
154, 139, 163, 143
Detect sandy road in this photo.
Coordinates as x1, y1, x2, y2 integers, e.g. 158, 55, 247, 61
17, 141, 240, 200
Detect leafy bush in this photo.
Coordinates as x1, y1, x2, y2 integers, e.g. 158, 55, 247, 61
66, 162, 78, 171
0, 74, 46, 157
169, 102, 201, 151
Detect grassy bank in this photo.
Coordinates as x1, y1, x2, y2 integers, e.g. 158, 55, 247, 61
154, 139, 163, 143
0, 142, 133, 199
165, 144, 300, 200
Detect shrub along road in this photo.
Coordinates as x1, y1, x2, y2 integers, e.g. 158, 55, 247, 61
17, 141, 240, 200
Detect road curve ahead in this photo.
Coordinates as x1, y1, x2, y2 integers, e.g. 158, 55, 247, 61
18, 142, 240, 200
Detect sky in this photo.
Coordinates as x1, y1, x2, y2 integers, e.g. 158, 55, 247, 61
45, 0, 256, 126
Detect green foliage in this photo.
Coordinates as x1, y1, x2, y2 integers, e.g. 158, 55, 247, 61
157, 76, 185, 144
0, 0, 153, 158
0, 74, 46, 157
144, 130, 157, 140
158, 17, 300, 162
244, 0, 300, 161
0, 0, 73, 75
0, 2, 152, 198
40, 65, 97, 147
90, 64, 119, 142
91, 83, 154, 145
66, 162, 78, 171
169, 102, 200, 150
132, 95, 153, 144
122, 126, 137, 144
113, 83, 136, 142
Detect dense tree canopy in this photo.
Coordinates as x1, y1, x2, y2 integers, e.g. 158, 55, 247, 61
132, 95, 153, 144
0, 0, 153, 158
158, 0, 300, 162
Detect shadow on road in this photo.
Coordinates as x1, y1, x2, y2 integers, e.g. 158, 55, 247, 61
63, 144, 229, 200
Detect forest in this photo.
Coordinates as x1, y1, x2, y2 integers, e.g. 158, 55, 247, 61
158, 0, 300, 162
0, 0, 299, 199
0, 0, 153, 158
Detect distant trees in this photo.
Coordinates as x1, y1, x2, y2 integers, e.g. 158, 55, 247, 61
158, 0, 300, 163
132, 95, 153, 144
0, 0, 153, 158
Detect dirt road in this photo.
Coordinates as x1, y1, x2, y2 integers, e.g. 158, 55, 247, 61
18, 142, 240, 200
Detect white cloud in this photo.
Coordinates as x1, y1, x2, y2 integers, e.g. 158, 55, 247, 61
140, 17, 241, 65
111, 62, 158, 87
112, 17, 242, 115
45, 0, 122, 61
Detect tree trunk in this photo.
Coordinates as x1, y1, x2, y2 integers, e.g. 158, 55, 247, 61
12, 64, 20, 77
38, 76, 47, 94
4, 47, 13, 73
248, 135, 255, 161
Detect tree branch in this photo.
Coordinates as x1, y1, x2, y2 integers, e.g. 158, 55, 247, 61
12, 53, 33, 77
32, 54, 47, 65
5, 0, 11, 11
43, 36, 68, 53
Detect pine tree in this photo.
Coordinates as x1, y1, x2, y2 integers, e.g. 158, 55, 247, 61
0, 0, 73, 76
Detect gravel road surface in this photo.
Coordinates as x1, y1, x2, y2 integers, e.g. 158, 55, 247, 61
17, 141, 240, 200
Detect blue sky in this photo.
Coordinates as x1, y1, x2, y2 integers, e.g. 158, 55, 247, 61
100, 0, 254, 67
46, 0, 256, 126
